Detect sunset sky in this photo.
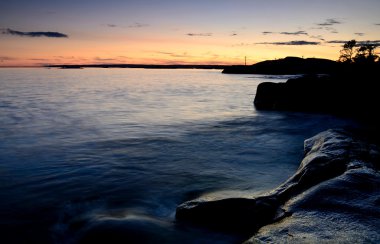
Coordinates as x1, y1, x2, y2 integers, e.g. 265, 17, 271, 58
1, 0, 380, 66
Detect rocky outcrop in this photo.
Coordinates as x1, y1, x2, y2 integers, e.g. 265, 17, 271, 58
253, 75, 342, 112
253, 73, 380, 120
176, 130, 380, 242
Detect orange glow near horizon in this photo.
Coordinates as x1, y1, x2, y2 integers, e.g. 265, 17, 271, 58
0, 34, 344, 67
1, 1, 379, 67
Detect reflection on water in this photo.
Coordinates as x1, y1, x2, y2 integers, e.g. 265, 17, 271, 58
0, 68, 358, 243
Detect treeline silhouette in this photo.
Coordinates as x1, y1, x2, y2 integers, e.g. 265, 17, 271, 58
338, 40, 379, 64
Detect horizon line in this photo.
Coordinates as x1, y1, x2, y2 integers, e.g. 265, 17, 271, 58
0, 63, 233, 68
0, 56, 337, 68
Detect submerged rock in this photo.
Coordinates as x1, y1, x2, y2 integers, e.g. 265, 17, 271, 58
176, 129, 380, 242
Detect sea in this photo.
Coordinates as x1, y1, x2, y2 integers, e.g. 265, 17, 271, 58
0, 68, 359, 243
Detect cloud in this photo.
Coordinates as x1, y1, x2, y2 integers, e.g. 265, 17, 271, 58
0, 56, 15, 60
326, 40, 348, 44
322, 26, 339, 34
317, 18, 342, 26
29, 58, 50, 61
262, 31, 308, 36
327, 40, 380, 46
129, 22, 149, 28
94, 57, 119, 61
374, 23, 380, 26
310, 35, 325, 41
186, 33, 212, 37
357, 40, 380, 46
107, 24, 117, 28
0, 56, 16, 62
311, 25, 338, 34
354, 32, 365, 36
280, 31, 308, 36
231, 42, 253, 47
256, 41, 321, 45
2, 28, 68, 38
152, 50, 222, 61
117, 55, 131, 59
154, 51, 194, 58
53, 55, 75, 59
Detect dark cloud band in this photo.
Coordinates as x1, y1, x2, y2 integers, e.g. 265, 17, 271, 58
280, 31, 308, 35
256, 41, 320, 45
129, 23, 149, 28
2, 28, 68, 38
327, 40, 380, 46
186, 33, 212, 37
262, 31, 308, 36
317, 18, 342, 26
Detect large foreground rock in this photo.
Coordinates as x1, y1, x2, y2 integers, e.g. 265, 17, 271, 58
176, 130, 380, 242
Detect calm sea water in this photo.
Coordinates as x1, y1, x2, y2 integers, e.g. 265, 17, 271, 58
0, 68, 358, 243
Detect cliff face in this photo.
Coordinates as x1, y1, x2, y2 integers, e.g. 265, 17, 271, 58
176, 130, 380, 242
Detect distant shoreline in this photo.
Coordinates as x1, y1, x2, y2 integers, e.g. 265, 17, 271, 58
44, 64, 230, 70
0, 64, 230, 69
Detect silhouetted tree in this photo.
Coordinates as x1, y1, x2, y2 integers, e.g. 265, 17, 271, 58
338, 40, 356, 63
339, 40, 379, 64
353, 42, 379, 64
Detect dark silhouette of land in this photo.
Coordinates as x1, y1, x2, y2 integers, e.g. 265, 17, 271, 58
222, 56, 339, 74
252, 60, 380, 123
223, 40, 380, 123
223, 41, 379, 74
221, 49, 380, 125
46, 64, 229, 70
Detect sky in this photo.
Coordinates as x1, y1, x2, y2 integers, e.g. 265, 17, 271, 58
1, 0, 380, 66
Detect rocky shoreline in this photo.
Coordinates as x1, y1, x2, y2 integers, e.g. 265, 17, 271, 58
176, 129, 380, 242
176, 62, 380, 242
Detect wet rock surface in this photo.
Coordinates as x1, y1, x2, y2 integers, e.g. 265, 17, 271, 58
176, 129, 380, 242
